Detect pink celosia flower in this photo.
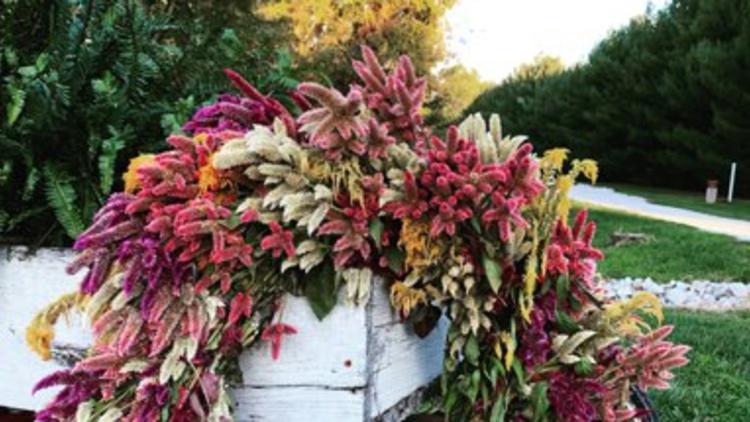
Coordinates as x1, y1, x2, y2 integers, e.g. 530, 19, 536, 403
546, 210, 604, 290
261, 323, 298, 360
318, 193, 378, 268
297, 82, 368, 160
228, 292, 254, 326
352, 45, 428, 146
481, 193, 527, 241
615, 325, 690, 390
183, 69, 296, 136
260, 221, 296, 259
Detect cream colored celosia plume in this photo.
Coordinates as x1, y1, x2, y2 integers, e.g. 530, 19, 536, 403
458, 113, 527, 163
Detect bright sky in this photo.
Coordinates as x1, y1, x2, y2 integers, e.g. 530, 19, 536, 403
445, 0, 670, 82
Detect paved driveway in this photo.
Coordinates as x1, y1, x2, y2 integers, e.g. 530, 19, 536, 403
570, 184, 750, 242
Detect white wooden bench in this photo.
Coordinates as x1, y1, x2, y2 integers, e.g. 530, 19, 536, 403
0, 247, 447, 421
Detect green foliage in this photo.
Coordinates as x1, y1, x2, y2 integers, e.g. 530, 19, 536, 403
304, 259, 338, 320
579, 205, 750, 281
466, 0, 750, 197
0, 0, 299, 244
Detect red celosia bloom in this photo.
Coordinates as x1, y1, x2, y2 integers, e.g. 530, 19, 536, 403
363, 118, 396, 160
382, 171, 429, 220
352, 45, 428, 146
318, 192, 378, 268
481, 193, 527, 241
504, 143, 545, 200
518, 292, 557, 369
297, 82, 367, 160
228, 292, 254, 326
546, 210, 604, 291
260, 221, 296, 258
261, 323, 298, 360
183, 69, 296, 137
615, 325, 690, 390
548, 371, 607, 422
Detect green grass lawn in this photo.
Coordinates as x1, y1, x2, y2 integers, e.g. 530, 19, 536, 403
578, 205, 750, 282
604, 183, 750, 221
651, 310, 750, 422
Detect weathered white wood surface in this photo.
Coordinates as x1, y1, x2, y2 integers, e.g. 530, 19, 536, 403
0, 247, 447, 421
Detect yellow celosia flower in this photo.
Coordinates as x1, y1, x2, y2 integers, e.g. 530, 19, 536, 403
500, 331, 515, 370
542, 148, 570, 171
556, 174, 575, 221
304, 156, 365, 204
26, 292, 82, 360
604, 291, 663, 335
198, 157, 221, 193
520, 225, 540, 322
399, 218, 443, 275
122, 154, 155, 193
390, 282, 427, 318
193, 133, 210, 144
573, 159, 599, 184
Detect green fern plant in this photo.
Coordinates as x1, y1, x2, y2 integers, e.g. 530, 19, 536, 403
0, 0, 296, 244
42, 165, 85, 239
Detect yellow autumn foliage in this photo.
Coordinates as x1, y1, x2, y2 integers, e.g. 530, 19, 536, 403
257, 0, 456, 83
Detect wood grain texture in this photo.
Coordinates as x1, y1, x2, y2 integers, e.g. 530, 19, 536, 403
367, 285, 448, 419
0, 247, 445, 421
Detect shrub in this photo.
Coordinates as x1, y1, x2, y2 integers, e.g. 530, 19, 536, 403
0, 0, 301, 244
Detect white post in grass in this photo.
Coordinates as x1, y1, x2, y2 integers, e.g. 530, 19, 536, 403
728, 162, 737, 203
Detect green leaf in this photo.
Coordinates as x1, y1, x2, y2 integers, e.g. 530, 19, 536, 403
482, 253, 502, 293
530, 382, 550, 422
384, 246, 405, 274
556, 275, 570, 305
512, 358, 526, 386
22, 167, 40, 201
574, 359, 594, 376
43, 165, 85, 238
220, 214, 243, 230
304, 259, 338, 320
369, 218, 384, 250
465, 335, 480, 365
6, 85, 25, 126
490, 393, 507, 422
466, 369, 481, 402
555, 309, 580, 334
470, 216, 482, 233
98, 132, 125, 194
443, 385, 458, 414
17, 65, 37, 78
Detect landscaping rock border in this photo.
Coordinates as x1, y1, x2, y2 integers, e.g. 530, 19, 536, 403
604, 277, 750, 311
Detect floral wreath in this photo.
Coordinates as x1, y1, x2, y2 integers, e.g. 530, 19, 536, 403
26, 46, 689, 422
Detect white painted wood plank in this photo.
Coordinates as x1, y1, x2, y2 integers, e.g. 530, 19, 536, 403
367, 286, 448, 418
233, 385, 365, 422
239, 294, 368, 388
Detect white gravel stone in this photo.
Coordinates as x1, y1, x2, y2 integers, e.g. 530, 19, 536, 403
603, 277, 750, 311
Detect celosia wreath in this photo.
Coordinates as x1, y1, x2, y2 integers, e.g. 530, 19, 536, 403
27, 46, 689, 422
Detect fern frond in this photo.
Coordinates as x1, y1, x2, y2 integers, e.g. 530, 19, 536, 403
98, 129, 126, 194
43, 165, 85, 238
